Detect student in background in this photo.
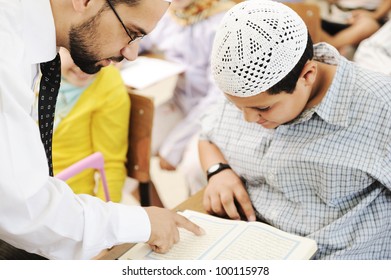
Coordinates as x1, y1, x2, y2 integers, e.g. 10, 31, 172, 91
200, 0, 391, 259
35, 48, 130, 202
354, 19, 391, 75
138, 0, 236, 195
319, 0, 391, 57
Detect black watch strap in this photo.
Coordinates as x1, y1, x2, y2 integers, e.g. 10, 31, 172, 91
206, 163, 231, 181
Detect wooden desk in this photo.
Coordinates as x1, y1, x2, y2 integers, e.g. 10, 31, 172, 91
173, 188, 206, 214
97, 189, 205, 260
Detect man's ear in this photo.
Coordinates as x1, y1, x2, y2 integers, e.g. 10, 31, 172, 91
72, 0, 91, 13
300, 60, 317, 87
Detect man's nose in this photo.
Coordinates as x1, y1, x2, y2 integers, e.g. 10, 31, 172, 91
121, 42, 140, 61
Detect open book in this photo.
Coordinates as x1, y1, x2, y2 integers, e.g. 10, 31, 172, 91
120, 210, 318, 260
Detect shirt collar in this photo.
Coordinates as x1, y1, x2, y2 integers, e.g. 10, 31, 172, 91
288, 43, 353, 128
313, 43, 354, 128
23, 0, 57, 64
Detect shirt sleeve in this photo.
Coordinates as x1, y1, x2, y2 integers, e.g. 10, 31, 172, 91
199, 98, 227, 141
374, 127, 391, 189
370, 92, 391, 190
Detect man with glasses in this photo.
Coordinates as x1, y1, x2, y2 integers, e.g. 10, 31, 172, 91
0, 0, 203, 260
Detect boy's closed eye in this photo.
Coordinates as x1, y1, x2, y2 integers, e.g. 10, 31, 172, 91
256, 106, 270, 112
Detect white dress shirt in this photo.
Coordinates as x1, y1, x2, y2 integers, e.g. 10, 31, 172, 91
0, 0, 150, 260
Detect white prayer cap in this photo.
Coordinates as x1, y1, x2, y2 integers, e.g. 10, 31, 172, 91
211, 0, 308, 97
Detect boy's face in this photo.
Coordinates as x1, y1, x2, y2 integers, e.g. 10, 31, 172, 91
225, 78, 312, 129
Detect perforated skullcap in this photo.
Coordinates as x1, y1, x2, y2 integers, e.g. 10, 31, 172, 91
211, 0, 308, 97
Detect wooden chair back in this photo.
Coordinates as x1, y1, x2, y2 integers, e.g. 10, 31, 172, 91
126, 89, 163, 206
127, 91, 154, 183
284, 2, 321, 43
227, 1, 321, 43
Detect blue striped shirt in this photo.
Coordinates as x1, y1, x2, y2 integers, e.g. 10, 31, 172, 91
201, 43, 391, 259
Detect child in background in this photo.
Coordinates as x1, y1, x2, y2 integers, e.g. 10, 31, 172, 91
37, 48, 130, 202
319, 0, 391, 57
354, 19, 391, 75
200, 0, 391, 259
138, 0, 236, 195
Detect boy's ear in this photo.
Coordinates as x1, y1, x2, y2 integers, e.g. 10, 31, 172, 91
300, 61, 317, 86
72, 0, 91, 13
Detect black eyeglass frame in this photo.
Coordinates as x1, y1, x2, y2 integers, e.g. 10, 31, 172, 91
106, 0, 145, 45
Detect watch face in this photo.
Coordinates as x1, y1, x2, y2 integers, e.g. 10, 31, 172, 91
208, 164, 220, 173
207, 163, 230, 181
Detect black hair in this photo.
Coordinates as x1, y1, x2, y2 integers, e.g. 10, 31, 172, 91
105, 0, 141, 7
98, 0, 141, 19
267, 32, 313, 95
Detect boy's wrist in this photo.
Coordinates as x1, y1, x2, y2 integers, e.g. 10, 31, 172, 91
206, 163, 231, 181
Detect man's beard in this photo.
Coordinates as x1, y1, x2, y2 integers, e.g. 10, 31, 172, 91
68, 18, 102, 74
69, 22, 125, 74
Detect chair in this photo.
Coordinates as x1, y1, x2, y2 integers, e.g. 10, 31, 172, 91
228, 1, 322, 43
284, 2, 321, 43
55, 152, 110, 202
55, 91, 162, 206
127, 89, 163, 207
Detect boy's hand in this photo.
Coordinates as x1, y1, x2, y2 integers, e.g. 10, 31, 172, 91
144, 207, 204, 253
203, 169, 255, 222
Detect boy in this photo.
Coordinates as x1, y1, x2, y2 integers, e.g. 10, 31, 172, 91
354, 20, 391, 75
199, 0, 391, 259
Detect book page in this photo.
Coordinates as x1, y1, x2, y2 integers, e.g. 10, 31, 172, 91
119, 210, 317, 260
120, 212, 245, 260
213, 224, 316, 260
120, 56, 186, 90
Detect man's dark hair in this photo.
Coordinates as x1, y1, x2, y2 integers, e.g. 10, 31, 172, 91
105, 0, 141, 7
267, 32, 314, 95
98, 0, 141, 18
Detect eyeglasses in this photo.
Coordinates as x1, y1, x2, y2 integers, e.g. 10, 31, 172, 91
106, 0, 145, 45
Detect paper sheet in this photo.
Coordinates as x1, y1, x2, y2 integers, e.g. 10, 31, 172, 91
120, 56, 186, 90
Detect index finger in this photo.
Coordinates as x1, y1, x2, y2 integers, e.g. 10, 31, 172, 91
234, 189, 256, 221
174, 213, 205, 236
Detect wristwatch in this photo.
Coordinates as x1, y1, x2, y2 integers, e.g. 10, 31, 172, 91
206, 163, 231, 181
